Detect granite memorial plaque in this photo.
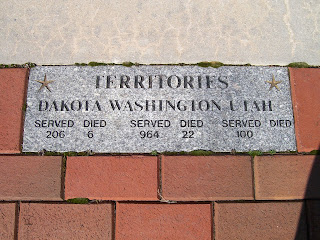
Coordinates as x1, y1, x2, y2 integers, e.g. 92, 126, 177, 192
22, 66, 297, 152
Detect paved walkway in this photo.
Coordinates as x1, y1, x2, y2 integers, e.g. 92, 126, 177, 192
1, 0, 319, 65
0, 67, 319, 239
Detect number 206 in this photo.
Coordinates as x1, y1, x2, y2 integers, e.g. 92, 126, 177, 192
46, 131, 65, 138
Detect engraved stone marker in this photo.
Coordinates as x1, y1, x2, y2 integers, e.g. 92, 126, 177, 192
23, 66, 297, 152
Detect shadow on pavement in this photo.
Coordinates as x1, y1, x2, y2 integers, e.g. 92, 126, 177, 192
295, 146, 320, 240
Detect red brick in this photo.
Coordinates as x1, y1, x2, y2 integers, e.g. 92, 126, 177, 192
161, 155, 253, 201
65, 156, 158, 200
0, 68, 28, 153
0, 156, 62, 200
116, 203, 212, 240
289, 68, 320, 152
254, 155, 320, 200
307, 201, 320, 239
19, 203, 113, 239
0, 203, 15, 239
215, 202, 307, 240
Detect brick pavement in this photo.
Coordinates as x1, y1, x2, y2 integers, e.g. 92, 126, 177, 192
0, 67, 319, 239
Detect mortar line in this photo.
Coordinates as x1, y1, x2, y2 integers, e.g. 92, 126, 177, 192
19, 68, 30, 152
251, 155, 256, 200
158, 154, 163, 200
112, 202, 116, 240
287, 67, 300, 151
305, 200, 310, 240
14, 201, 20, 240
212, 202, 215, 240
60, 155, 67, 200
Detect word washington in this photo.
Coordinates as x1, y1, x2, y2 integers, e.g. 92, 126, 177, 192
38, 99, 273, 112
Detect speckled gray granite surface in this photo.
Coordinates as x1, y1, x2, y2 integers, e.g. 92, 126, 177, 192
23, 66, 296, 152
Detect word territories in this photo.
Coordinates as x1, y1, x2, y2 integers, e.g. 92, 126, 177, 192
22, 66, 297, 152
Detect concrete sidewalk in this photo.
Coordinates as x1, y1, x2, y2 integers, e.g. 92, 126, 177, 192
1, 0, 319, 65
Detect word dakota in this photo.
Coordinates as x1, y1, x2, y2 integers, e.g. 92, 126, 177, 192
22, 66, 297, 152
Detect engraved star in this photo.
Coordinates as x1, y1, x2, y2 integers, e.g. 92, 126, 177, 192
266, 74, 282, 91
35, 74, 54, 92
